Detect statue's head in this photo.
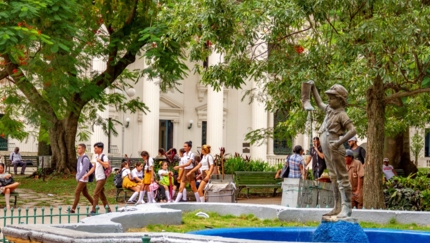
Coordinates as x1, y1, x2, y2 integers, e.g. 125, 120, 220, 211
325, 84, 348, 106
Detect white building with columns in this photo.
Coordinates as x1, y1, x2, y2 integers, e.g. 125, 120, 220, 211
1, 52, 312, 164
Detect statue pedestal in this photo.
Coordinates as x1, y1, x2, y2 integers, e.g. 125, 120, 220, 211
312, 220, 369, 243
281, 178, 300, 207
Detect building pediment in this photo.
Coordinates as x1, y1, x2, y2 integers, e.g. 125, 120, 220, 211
195, 104, 227, 128
160, 95, 183, 112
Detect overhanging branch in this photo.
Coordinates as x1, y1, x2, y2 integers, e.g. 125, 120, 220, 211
3, 55, 57, 121
385, 87, 430, 104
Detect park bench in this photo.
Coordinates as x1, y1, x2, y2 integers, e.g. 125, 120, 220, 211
3, 155, 39, 174
234, 171, 283, 198
115, 187, 135, 203
0, 191, 19, 208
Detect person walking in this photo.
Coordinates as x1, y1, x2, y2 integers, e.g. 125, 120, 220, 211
174, 141, 199, 202
188, 145, 214, 203
85, 142, 111, 215
288, 145, 305, 178
70, 144, 94, 213
9, 147, 26, 175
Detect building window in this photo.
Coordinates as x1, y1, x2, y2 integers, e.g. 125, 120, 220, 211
425, 129, 430, 157
202, 121, 207, 145
273, 111, 292, 155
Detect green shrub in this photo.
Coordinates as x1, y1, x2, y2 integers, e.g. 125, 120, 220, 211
384, 173, 430, 211
223, 155, 279, 173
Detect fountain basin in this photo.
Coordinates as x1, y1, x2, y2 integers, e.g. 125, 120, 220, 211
190, 227, 430, 243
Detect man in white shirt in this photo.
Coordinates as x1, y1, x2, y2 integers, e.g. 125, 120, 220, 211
70, 144, 93, 213
84, 142, 111, 215
9, 147, 27, 175
382, 158, 397, 180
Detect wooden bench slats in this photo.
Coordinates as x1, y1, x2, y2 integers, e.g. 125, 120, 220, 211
234, 171, 283, 198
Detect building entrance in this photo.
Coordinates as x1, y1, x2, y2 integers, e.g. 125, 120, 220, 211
159, 120, 173, 151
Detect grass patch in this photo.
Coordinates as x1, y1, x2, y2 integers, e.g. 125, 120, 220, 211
17, 173, 119, 206
127, 211, 430, 233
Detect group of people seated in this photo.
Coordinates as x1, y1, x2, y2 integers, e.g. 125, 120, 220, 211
118, 141, 215, 204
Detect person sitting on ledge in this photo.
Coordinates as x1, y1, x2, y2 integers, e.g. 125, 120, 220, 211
0, 163, 20, 210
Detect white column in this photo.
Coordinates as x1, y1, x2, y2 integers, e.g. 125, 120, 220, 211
267, 112, 275, 156
250, 81, 268, 160
207, 52, 224, 150
142, 78, 160, 156
250, 40, 268, 161
90, 58, 108, 159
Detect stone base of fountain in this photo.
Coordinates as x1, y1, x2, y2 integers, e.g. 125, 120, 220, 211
312, 220, 369, 243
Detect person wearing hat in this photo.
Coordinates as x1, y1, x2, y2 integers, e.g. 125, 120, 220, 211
347, 136, 366, 164
304, 81, 357, 219
345, 149, 364, 209
382, 158, 397, 180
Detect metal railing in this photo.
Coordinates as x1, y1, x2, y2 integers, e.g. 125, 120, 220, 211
0, 205, 119, 243
266, 155, 286, 166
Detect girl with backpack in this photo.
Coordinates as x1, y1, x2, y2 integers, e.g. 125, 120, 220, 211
141, 151, 155, 203
187, 145, 214, 203
120, 161, 141, 204
158, 161, 177, 202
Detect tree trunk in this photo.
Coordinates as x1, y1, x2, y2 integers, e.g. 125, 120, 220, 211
37, 124, 52, 156
48, 113, 80, 173
363, 76, 386, 209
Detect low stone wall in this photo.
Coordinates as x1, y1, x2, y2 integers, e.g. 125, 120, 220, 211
3, 202, 430, 243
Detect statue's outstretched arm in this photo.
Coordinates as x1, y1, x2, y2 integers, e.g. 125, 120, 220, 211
310, 81, 327, 111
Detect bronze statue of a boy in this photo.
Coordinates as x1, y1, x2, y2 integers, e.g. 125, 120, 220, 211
302, 81, 357, 219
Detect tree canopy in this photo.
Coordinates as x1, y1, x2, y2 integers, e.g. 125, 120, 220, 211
159, 0, 430, 208
0, 0, 186, 172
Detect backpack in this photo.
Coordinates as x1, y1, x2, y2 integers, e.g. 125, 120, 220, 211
114, 169, 124, 188
81, 155, 94, 182
101, 154, 112, 177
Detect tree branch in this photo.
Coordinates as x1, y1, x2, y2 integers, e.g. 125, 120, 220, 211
3, 55, 57, 121
385, 87, 430, 104
277, 26, 312, 42
324, 14, 340, 35
0, 70, 8, 80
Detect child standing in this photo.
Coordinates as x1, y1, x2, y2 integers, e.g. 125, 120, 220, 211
141, 151, 155, 203
158, 161, 177, 202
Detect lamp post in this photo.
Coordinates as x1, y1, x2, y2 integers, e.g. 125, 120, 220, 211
306, 110, 313, 155
121, 88, 136, 156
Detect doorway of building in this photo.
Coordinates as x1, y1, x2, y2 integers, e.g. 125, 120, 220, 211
159, 120, 173, 151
